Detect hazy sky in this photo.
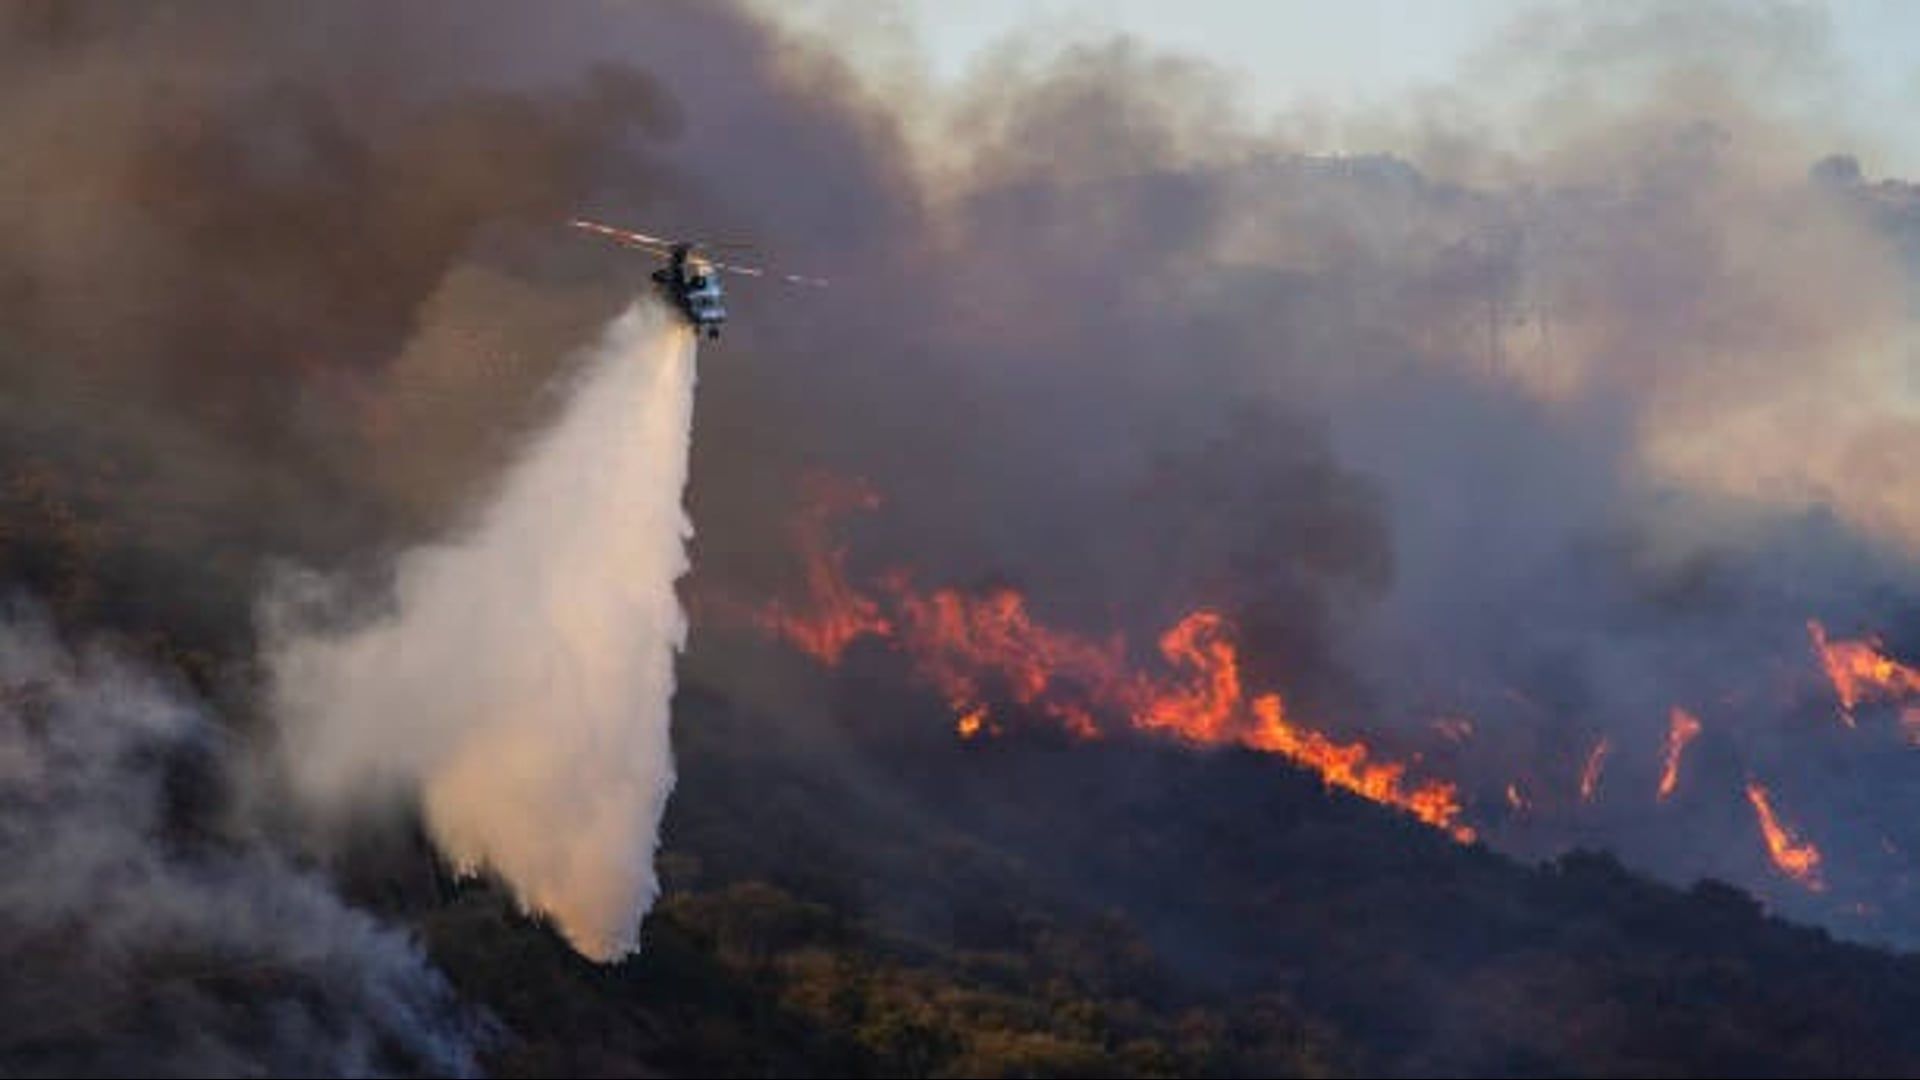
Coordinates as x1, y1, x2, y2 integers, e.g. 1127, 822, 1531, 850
904, 0, 1517, 103
759, 0, 1920, 175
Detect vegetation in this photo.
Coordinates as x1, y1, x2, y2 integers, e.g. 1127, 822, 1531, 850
9, 455, 1920, 1076
403, 675, 1920, 1077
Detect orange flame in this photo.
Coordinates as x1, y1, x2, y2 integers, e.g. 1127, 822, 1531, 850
888, 582, 1121, 742
752, 477, 892, 664
1130, 612, 1245, 745
1657, 707, 1702, 802
1242, 689, 1471, 842
1807, 619, 1920, 727
1579, 738, 1609, 803
744, 483, 1472, 842
1744, 780, 1824, 891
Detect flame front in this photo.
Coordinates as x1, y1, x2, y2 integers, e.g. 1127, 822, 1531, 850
742, 484, 1472, 842
1244, 694, 1471, 839
1657, 707, 1703, 802
1807, 620, 1920, 726
1745, 780, 1824, 891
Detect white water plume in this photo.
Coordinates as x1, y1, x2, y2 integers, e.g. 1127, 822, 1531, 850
267, 299, 697, 962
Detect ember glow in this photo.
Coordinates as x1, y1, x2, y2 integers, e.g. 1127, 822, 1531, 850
1807, 620, 1920, 726
1579, 738, 1610, 804
1745, 780, 1825, 892
955, 708, 991, 740
743, 485, 1472, 841
1505, 782, 1530, 814
1657, 708, 1703, 802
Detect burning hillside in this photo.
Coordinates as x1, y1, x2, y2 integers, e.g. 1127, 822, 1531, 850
713, 477, 1920, 913
735, 479, 1471, 839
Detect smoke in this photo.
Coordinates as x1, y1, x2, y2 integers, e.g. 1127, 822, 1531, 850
5, 0, 1920, 973
0, 604, 479, 1076
267, 301, 698, 962
668, 1, 1920, 936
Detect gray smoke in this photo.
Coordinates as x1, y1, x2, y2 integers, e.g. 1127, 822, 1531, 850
0, 603, 480, 1076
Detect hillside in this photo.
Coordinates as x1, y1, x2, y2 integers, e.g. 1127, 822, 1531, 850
406, 656, 1920, 1078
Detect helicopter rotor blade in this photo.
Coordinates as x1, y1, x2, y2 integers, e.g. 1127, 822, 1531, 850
711, 259, 829, 287
569, 218, 677, 254
571, 218, 830, 286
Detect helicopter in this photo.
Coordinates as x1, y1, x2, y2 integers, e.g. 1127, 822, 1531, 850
569, 218, 827, 340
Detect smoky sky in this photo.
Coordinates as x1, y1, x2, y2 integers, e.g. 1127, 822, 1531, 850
6, 0, 1920, 956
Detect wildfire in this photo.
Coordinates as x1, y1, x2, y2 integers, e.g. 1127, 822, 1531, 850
1579, 738, 1609, 803
1744, 780, 1824, 891
887, 582, 1118, 742
1807, 619, 1920, 727
1243, 686, 1470, 841
744, 482, 1473, 842
1131, 612, 1245, 746
1657, 707, 1702, 802
752, 476, 892, 664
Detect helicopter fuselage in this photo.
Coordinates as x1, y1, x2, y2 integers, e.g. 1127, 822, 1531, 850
652, 244, 727, 340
